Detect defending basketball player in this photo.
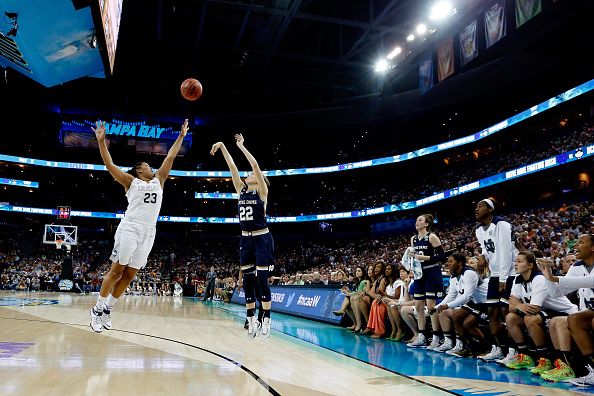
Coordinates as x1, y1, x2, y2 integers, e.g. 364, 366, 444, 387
210, 134, 274, 340
88, 119, 189, 333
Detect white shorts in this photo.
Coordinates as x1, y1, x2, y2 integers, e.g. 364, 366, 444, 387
109, 220, 156, 270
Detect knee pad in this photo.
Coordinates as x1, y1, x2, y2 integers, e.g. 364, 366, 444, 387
242, 271, 257, 304
256, 270, 271, 303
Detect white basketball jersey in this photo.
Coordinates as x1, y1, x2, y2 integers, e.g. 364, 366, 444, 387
475, 216, 517, 280
511, 271, 577, 314
124, 178, 163, 225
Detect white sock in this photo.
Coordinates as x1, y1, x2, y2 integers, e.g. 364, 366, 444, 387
105, 294, 118, 311
94, 296, 106, 312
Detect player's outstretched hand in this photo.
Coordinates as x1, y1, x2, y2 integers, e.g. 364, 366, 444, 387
92, 121, 106, 142
210, 142, 223, 156
180, 119, 189, 137
234, 133, 244, 147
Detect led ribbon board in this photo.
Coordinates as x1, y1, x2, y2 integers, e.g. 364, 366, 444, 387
0, 178, 38, 188
1, 78, 593, 176
2, 143, 592, 222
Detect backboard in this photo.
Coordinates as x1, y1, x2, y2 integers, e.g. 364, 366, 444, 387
43, 224, 78, 248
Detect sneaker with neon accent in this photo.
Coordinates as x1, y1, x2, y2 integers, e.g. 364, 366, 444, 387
451, 347, 473, 358
479, 345, 504, 361
259, 317, 271, 340
435, 338, 453, 353
506, 353, 535, 370
568, 365, 594, 387
496, 347, 516, 365
89, 307, 103, 333
407, 333, 426, 348
247, 317, 261, 339
541, 359, 575, 382
530, 358, 553, 375
446, 339, 464, 356
101, 308, 112, 330
426, 336, 441, 350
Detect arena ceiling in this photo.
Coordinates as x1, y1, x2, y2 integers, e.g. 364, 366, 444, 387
2, 0, 593, 122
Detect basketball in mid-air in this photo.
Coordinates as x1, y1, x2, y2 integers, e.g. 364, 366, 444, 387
180, 78, 203, 101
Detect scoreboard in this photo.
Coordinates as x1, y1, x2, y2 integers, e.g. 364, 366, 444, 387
57, 206, 71, 220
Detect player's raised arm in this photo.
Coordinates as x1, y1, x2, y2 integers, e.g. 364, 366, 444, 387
92, 121, 134, 189
156, 119, 189, 185
210, 141, 244, 195
234, 133, 268, 199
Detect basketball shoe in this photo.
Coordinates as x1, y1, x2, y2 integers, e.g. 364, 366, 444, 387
495, 347, 516, 365
426, 336, 441, 351
530, 358, 553, 375
446, 339, 464, 356
434, 338, 453, 353
247, 316, 261, 339
540, 359, 575, 382
89, 308, 103, 333
568, 365, 594, 387
506, 353, 535, 370
260, 317, 271, 340
407, 333, 426, 348
478, 345, 504, 361
102, 308, 112, 330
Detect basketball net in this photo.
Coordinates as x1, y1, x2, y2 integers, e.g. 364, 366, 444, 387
55, 237, 64, 250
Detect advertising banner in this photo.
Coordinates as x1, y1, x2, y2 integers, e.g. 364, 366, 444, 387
230, 285, 344, 324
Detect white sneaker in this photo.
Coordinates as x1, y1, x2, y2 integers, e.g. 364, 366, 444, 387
479, 345, 504, 361
446, 339, 464, 356
102, 308, 112, 330
407, 333, 426, 348
435, 339, 453, 353
89, 308, 103, 333
260, 317, 271, 340
426, 336, 441, 350
247, 317, 261, 339
569, 365, 594, 387
495, 347, 516, 365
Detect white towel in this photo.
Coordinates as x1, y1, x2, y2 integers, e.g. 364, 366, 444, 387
401, 247, 423, 280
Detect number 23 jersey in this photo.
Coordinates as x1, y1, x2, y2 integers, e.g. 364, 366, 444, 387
238, 187, 267, 231
124, 178, 163, 225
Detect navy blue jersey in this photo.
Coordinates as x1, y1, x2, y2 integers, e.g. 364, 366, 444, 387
238, 187, 268, 231
413, 233, 440, 268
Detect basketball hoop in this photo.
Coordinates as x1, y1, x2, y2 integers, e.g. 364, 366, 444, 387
55, 238, 64, 250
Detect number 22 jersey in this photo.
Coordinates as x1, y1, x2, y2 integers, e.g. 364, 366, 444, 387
238, 186, 267, 231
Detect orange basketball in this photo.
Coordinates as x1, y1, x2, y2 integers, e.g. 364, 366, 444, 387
180, 78, 203, 101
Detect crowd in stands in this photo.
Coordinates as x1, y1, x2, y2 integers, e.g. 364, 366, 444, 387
2, 201, 592, 292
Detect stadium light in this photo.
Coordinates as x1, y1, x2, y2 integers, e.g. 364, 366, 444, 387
386, 46, 402, 60
416, 23, 428, 35
406, 34, 415, 42
429, 1, 456, 21
374, 59, 389, 73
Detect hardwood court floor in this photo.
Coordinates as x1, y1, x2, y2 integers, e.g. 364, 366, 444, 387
0, 292, 589, 396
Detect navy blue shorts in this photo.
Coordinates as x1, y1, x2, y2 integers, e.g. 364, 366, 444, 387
486, 276, 515, 305
413, 265, 444, 300
462, 301, 489, 317
240, 232, 275, 268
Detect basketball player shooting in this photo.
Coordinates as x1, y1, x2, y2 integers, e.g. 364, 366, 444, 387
210, 133, 274, 340
88, 119, 189, 333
